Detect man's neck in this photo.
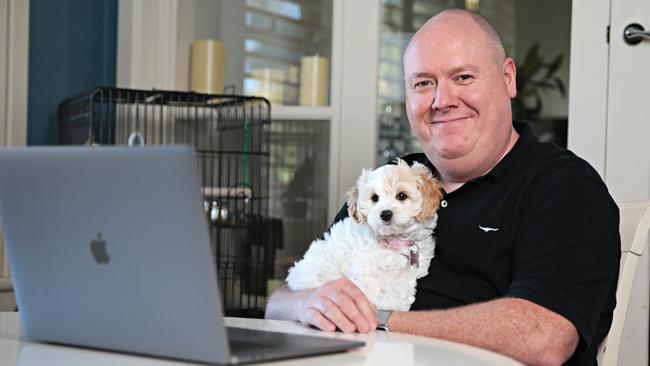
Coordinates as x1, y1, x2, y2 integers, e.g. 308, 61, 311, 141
437, 128, 519, 193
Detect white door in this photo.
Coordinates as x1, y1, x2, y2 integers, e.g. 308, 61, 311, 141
606, 0, 650, 202
570, 0, 650, 364
570, 0, 650, 202
607, 0, 650, 363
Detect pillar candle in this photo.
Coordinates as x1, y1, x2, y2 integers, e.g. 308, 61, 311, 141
299, 55, 329, 106
250, 68, 284, 105
190, 40, 224, 94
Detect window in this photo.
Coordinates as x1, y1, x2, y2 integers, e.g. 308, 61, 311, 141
243, 0, 333, 106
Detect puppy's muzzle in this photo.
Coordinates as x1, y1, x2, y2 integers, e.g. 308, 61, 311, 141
380, 210, 393, 222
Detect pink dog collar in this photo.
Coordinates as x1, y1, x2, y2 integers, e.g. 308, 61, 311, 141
379, 238, 412, 250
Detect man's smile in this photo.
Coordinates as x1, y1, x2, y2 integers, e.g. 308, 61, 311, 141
431, 116, 471, 124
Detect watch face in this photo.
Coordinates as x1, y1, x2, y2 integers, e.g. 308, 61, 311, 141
377, 310, 392, 326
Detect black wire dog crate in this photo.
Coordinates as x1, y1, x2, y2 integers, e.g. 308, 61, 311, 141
58, 87, 272, 318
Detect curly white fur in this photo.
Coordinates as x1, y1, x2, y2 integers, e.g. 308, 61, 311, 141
286, 160, 441, 311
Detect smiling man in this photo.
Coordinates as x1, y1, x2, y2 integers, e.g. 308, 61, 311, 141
403, 10, 518, 194
266, 9, 620, 366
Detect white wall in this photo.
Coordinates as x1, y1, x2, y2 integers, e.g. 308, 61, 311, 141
117, 0, 178, 89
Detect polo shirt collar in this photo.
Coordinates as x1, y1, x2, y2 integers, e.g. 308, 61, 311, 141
484, 121, 537, 181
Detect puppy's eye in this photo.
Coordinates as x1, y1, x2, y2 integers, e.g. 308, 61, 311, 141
396, 192, 408, 201
371, 194, 379, 203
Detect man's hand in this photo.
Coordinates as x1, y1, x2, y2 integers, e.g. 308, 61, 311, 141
266, 278, 379, 333
297, 278, 379, 333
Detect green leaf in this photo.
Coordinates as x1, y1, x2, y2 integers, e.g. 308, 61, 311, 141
532, 93, 543, 116
545, 54, 564, 79
554, 77, 566, 96
515, 43, 566, 113
522, 43, 540, 70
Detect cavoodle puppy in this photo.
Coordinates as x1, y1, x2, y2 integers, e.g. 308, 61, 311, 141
286, 159, 442, 311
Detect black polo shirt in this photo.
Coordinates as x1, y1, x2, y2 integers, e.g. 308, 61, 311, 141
331, 121, 620, 366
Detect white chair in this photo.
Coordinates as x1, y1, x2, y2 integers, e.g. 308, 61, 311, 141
597, 200, 650, 365
0, 276, 15, 311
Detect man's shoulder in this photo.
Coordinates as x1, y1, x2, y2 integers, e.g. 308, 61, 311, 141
529, 143, 604, 185
514, 121, 602, 183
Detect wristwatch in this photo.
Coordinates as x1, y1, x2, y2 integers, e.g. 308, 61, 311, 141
376, 310, 393, 331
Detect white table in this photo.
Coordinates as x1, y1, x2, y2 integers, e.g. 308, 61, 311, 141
0, 312, 523, 365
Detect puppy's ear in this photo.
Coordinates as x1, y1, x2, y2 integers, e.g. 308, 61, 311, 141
346, 168, 370, 223
412, 162, 443, 221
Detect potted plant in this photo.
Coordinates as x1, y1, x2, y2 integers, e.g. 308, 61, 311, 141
512, 43, 567, 145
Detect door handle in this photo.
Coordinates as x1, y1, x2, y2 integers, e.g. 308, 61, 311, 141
624, 23, 650, 45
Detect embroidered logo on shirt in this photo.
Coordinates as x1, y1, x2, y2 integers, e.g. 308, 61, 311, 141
479, 225, 499, 232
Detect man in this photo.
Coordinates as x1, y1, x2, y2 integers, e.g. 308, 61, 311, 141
266, 9, 620, 366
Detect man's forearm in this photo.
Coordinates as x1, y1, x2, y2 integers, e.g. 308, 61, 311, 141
265, 285, 309, 321
389, 298, 579, 366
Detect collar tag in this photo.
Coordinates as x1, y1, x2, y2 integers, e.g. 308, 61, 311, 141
409, 246, 419, 267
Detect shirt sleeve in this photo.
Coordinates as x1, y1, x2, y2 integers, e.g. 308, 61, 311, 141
506, 173, 620, 346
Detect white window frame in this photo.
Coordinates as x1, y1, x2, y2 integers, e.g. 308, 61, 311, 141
0, 0, 29, 148
0, 0, 29, 278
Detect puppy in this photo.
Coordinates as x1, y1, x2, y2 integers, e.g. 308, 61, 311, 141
286, 159, 442, 311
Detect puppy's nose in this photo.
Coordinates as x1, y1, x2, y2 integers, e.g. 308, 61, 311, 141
380, 210, 393, 222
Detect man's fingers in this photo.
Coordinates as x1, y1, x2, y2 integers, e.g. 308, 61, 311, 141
325, 288, 372, 333
297, 278, 378, 334
339, 279, 379, 327
301, 308, 336, 332
312, 298, 357, 333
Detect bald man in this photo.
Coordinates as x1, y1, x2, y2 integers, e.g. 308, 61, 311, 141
266, 9, 619, 366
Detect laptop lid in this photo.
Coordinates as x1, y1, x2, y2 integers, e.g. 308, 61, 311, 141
0, 146, 232, 364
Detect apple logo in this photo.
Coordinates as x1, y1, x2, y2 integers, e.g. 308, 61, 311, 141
90, 232, 110, 264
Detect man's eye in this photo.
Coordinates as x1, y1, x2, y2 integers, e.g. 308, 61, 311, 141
371, 194, 379, 203
396, 192, 408, 201
414, 80, 433, 89
457, 74, 474, 82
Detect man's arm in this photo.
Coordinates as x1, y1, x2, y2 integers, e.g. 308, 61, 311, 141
265, 278, 378, 333
388, 297, 579, 366
266, 281, 577, 365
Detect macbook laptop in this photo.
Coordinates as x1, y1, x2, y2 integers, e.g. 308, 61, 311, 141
0, 145, 364, 364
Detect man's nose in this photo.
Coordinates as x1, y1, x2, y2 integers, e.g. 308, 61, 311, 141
380, 210, 393, 222
431, 82, 456, 112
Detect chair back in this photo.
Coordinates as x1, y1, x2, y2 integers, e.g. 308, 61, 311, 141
597, 200, 650, 365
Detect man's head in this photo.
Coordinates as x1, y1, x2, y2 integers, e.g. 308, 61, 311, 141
403, 9, 517, 185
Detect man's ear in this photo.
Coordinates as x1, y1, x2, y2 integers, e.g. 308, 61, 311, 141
411, 163, 442, 221
346, 169, 370, 223
503, 57, 517, 98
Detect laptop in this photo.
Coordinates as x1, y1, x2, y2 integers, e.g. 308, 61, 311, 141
0, 145, 364, 364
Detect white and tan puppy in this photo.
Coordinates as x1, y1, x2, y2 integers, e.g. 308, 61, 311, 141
286, 159, 442, 311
